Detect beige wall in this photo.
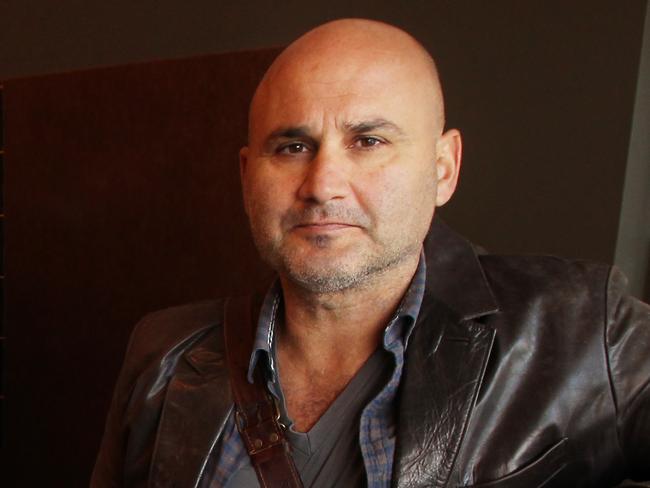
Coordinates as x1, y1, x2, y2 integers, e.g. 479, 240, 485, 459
615, 4, 650, 301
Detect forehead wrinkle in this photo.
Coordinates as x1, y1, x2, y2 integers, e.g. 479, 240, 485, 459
343, 118, 407, 137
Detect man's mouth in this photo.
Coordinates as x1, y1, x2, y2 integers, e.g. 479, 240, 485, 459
294, 222, 358, 231
282, 205, 370, 233
296, 221, 355, 226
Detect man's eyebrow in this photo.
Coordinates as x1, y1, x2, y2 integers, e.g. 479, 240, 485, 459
344, 119, 406, 136
267, 126, 312, 140
263, 119, 406, 146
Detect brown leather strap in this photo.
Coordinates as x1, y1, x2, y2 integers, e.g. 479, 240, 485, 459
224, 295, 304, 488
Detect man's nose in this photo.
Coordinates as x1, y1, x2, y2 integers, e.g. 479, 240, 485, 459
297, 148, 349, 203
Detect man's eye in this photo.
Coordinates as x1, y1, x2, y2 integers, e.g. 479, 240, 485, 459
354, 136, 384, 148
278, 142, 309, 154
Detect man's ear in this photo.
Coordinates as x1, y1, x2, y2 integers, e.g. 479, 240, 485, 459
434, 129, 462, 207
239, 146, 250, 215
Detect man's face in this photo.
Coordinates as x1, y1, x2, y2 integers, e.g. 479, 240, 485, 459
240, 47, 458, 293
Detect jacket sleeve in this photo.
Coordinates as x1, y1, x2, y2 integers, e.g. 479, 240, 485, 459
606, 266, 650, 480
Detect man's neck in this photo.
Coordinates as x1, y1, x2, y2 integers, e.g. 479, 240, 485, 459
273, 252, 420, 432
277, 252, 420, 373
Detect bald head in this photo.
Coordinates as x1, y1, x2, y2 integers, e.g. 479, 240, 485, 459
249, 19, 445, 142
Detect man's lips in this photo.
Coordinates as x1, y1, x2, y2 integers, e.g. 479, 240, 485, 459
293, 222, 360, 231
282, 206, 370, 232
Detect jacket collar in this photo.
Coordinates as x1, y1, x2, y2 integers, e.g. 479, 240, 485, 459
422, 218, 498, 321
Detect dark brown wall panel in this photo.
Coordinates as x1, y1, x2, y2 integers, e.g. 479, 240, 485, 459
3, 48, 278, 486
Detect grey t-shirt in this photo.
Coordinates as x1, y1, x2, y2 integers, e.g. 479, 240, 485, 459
225, 347, 392, 488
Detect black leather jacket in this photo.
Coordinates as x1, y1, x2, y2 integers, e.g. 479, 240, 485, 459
92, 220, 650, 487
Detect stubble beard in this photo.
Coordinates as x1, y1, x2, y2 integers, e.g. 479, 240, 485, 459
252, 226, 420, 294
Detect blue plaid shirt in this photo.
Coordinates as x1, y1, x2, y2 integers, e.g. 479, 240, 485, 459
211, 254, 426, 487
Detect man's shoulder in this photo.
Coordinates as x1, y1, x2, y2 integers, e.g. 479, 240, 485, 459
477, 252, 612, 289
423, 220, 625, 325
136, 298, 227, 334
475, 252, 649, 346
474, 252, 617, 321
123, 298, 227, 372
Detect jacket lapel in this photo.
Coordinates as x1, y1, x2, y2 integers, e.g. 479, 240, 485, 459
395, 303, 495, 488
394, 219, 498, 488
149, 326, 233, 488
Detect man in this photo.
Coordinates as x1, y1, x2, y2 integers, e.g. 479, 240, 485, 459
92, 19, 650, 487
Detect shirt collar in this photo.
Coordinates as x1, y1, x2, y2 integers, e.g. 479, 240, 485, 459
383, 250, 426, 349
247, 250, 427, 383
247, 279, 282, 383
